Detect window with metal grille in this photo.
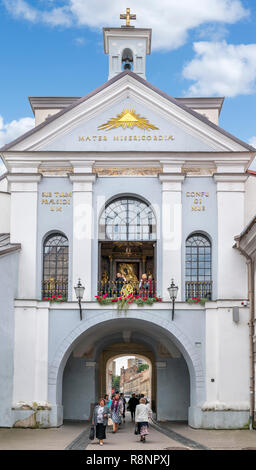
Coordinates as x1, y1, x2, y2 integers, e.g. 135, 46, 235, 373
185, 233, 212, 300
99, 197, 156, 241
42, 233, 69, 299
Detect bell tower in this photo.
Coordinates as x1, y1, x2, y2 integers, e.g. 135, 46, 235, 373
103, 8, 152, 81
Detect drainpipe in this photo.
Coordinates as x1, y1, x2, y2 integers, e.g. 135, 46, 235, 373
235, 241, 255, 430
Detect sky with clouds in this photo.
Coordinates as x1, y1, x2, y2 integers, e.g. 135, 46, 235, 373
0, 0, 256, 174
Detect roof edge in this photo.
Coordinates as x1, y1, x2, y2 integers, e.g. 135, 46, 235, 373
1, 70, 255, 153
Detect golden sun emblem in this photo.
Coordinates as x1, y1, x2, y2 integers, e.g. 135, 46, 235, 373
98, 108, 159, 131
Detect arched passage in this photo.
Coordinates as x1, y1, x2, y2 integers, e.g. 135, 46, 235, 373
48, 312, 205, 427
99, 345, 155, 409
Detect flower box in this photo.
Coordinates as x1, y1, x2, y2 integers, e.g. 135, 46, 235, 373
95, 293, 162, 312
186, 296, 208, 306
42, 294, 66, 303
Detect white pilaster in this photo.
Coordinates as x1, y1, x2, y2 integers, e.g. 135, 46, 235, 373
214, 174, 248, 299
70, 174, 96, 301
12, 303, 49, 406
159, 172, 185, 301
8, 174, 41, 299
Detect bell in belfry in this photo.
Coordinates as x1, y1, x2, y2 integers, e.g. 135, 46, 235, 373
122, 48, 133, 71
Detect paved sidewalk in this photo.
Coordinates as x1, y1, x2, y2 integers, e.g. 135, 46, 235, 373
0, 421, 86, 450
86, 420, 189, 451
160, 422, 256, 450
0, 420, 255, 450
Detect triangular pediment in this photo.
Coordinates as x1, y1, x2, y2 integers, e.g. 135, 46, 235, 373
1, 71, 253, 153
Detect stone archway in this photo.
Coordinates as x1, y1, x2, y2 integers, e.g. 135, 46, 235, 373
48, 311, 205, 428
97, 342, 156, 410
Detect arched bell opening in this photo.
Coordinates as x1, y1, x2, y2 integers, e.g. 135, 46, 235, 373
122, 48, 133, 71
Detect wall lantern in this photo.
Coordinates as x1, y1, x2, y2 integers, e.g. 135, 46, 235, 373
74, 278, 85, 321
167, 279, 179, 320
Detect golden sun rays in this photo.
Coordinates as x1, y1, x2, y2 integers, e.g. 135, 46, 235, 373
98, 108, 159, 131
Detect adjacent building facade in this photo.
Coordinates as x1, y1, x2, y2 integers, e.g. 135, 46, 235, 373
0, 16, 256, 429
120, 363, 151, 399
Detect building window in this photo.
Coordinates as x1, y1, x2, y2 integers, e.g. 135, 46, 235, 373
42, 233, 69, 300
99, 197, 156, 241
185, 233, 212, 300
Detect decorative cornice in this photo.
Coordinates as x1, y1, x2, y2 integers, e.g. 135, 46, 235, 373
7, 174, 42, 183
69, 174, 96, 183
159, 174, 185, 184
213, 174, 248, 183
29, 97, 80, 115
175, 97, 224, 115
103, 28, 152, 54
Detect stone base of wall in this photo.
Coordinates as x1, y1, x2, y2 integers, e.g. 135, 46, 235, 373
11, 405, 63, 428
189, 406, 250, 429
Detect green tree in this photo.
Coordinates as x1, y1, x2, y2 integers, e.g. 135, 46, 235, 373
112, 375, 120, 391
137, 364, 149, 373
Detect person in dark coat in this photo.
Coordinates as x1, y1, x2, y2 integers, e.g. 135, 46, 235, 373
120, 393, 126, 423
148, 275, 155, 298
115, 272, 126, 297
92, 398, 109, 446
128, 393, 139, 421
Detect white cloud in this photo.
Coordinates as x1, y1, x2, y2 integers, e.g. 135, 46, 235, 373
183, 41, 256, 97
0, 115, 35, 148
74, 37, 85, 46
3, 0, 249, 50
3, 0, 71, 27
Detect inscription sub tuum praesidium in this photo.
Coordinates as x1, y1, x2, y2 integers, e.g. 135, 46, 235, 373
41, 192, 72, 212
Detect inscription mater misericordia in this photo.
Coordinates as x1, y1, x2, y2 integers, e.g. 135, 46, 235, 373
78, 135, 175, 142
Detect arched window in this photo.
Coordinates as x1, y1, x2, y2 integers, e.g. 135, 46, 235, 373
42, 233, 69, 300
99, 197, 156, 241
185, 233, 212, 300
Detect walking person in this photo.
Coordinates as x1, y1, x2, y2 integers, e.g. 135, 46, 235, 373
139, 393, 149, 404
104, 393, 111, 408
92, 398, 109, 446
135, 397, 152, 443
128, 393, 139, 421
110, 392, 123, 433
120, 393, 126, 423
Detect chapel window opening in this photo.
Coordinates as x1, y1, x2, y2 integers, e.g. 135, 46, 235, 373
98, 196, 157, 298
185, 233, 212, 300
99, 197, 156, 242
42, 232, 69, 301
